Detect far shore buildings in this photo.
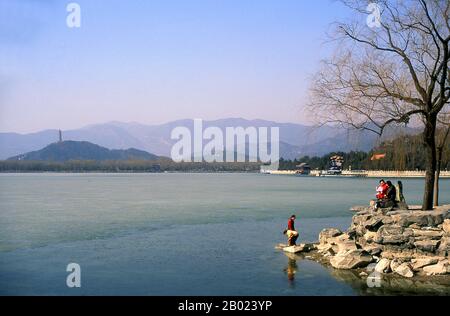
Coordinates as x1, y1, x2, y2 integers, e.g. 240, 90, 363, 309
295, 163, 311, 175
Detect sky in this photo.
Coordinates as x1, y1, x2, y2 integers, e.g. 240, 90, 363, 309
0, 0, 354, 133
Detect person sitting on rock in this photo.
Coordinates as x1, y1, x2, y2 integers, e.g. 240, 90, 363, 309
375, 179, 388, 208
386, 181, 397, 206
377, 180, 397, 208
284, 215, 299, 246
376, 179, 388, 200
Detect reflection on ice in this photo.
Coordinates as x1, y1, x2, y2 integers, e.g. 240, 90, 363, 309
282, 252, 450, 295
283, 252, 298, 285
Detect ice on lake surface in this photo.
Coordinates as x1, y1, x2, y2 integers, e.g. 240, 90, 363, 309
0, 173, 449, 295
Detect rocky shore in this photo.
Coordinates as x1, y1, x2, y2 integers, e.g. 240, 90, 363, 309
279, 204, 450, 279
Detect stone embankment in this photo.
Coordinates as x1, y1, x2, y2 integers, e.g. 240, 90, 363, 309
281, 205, 450, 278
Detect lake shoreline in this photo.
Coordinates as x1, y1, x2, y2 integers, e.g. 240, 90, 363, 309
278, 204, 450, 293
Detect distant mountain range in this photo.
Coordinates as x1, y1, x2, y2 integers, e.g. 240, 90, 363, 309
0, 118, 420, 160
8, 141, 159, 162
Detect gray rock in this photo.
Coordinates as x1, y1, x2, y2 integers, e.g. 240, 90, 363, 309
409, 223, 422, 230
363, 244, 383, 256
392, 210, 446, 228
355, 225, 367, 237
381, 216, 395, 225
412, 229, 443, 239
413, 240, 440, 253
350, 206, 370, 213
330, 249, 373, 270
352, 214, 372, 226
319, 228, 343, 244
394, 262, 414, 278
283, 243, 314, 253
363, 231, 378, 243
390, 259, 402, 272
346, 227, 357, 238
364, 217, 384, 231
423, 260, 449, 276
411, 258, 439, 271
375, 258, 391, 273
376, 225, 412, 244
318, 230, 357, 254
332, 234, 358, 253
437, 237, 450, 256
350, 214, 373, 236
309, 243, 318, 251
443, 219, 450, 235
317, 244, 336, 255
413, 236, 432, 241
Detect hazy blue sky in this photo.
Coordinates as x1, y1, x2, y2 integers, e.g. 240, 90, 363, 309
0, 0, 353, 133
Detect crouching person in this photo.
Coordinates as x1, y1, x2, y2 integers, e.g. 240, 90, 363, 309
284, 215, 299, 246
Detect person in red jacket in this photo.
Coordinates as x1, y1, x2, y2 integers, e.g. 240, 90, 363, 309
376, 179, 388, 200
284, 215, 298, 246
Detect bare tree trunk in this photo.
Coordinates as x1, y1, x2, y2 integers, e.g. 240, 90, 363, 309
434, 126, 450, 207
422, 115, 437, 210
433, 150, 441, 207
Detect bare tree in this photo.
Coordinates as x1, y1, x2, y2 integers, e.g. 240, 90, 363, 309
309, 0, 450, 210
434, 112, 450, 206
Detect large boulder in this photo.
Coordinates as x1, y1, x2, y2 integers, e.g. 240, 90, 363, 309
349, 214, 372, 236
363, 231, 378, 243
411, 258, 439, 271
317, 244, 337, 256
413, 240, 440, 253
318, 230, 357, 254
390, 259, 402, 272
351, 214, 372, 226
391, 210, 446, 228
374, 258, 391, 273
350, 206, 370, 213
362, 244, 383, 256
364, 217, 384, 232
394, 262, 414, 278
443, 219, 450, 235
412, 229, 443, 239
375, 225, 412, 245
319, 228, 343, 244
332, 233, 358, 253
330, 249, 373, 269
437, 237, 450, 256
422, 260, 449, 276
283, 243, 314, 253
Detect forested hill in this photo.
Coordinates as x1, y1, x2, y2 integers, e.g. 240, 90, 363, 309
7, 141, 159, 162
279, 131, 450, 171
